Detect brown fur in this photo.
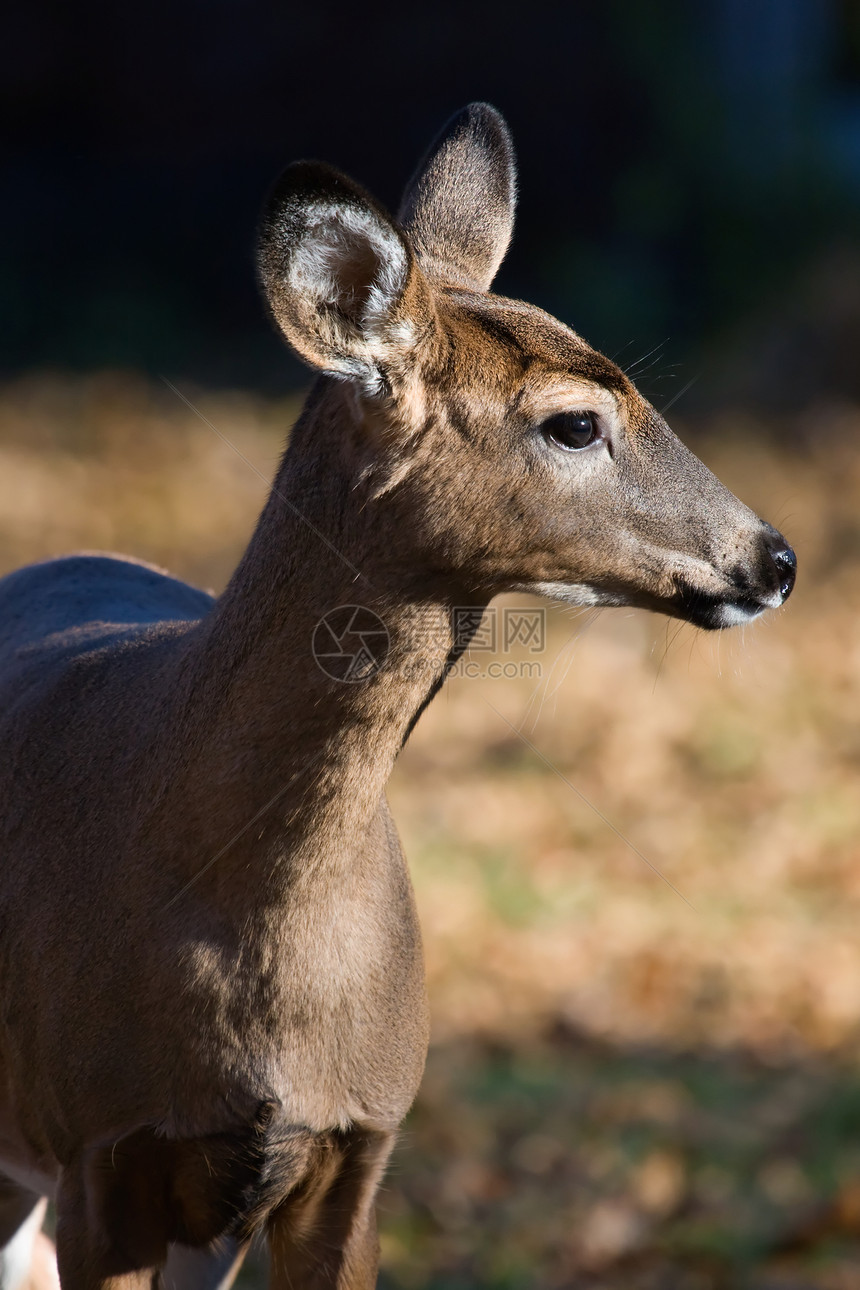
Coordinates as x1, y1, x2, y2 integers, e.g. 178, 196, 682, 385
0, 105, 794, 1288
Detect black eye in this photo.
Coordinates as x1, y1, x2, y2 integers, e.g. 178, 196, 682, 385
542, 411, 598, 451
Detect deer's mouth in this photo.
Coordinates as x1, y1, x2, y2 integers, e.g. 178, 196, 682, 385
518, 529, 797, 630
672, 583, 770, 630
672, 531, 797, 630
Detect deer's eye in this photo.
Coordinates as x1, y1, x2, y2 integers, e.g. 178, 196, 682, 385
542, 411, 598, 451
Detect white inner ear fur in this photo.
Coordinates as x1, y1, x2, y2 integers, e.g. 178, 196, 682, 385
289, 203, 409, 383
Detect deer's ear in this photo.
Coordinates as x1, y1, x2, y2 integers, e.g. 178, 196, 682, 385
258, 162, 416, 380
398, 103, 516, 292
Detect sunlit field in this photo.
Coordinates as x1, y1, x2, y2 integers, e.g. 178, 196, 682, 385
2, 374, 860, 1288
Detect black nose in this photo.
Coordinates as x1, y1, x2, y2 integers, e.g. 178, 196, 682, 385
766, 537, 797, 601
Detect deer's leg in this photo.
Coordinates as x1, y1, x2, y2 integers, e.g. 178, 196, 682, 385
55, 1114, 275, 1290
0, 1178, 58, 1290
55, 1159, 157, 1290
26, 1221, 61, 1290
267, 1128, 393, 1290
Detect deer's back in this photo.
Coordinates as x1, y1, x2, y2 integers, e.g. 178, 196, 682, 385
0, 554, 212, 664
0, 553, 213, 867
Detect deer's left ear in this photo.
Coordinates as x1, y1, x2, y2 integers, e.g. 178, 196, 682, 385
398, 102, 517, 292
258, 161, 423, 382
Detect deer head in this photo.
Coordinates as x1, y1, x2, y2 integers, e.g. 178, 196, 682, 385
257, 103, 795, 629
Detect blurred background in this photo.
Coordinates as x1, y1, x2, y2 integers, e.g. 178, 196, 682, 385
3, 1, 860, 1287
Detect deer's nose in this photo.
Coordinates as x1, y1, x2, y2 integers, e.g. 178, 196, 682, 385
763, 533, 797, 602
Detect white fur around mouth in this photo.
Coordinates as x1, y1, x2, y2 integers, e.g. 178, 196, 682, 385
520, 580, 780, 629
713, 600, 767, 627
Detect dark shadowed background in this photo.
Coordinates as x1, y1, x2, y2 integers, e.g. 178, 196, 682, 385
4, 3, 860, 1288
4, 0, 860, 406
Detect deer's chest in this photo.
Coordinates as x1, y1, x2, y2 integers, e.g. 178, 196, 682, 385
185, 808, 430, 1135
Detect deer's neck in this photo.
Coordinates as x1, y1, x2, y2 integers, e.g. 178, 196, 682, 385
173, 396, 472, 887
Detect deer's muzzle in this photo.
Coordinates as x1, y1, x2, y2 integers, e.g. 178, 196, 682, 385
675, 524, 797, 630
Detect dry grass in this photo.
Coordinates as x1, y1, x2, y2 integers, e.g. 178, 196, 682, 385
3, 373, 860, 1288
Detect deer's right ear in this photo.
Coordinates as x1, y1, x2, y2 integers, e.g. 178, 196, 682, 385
258, 162, 418, 381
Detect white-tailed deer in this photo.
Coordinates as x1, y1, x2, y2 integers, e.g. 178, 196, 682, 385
0, 104, 795, 1289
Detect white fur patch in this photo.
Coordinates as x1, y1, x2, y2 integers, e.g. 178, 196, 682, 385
713, 601, 766, 627
515, 581, 626, 608
288, 201, 408, 383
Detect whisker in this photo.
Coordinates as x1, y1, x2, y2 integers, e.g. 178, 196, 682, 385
624, 337, 669, 377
